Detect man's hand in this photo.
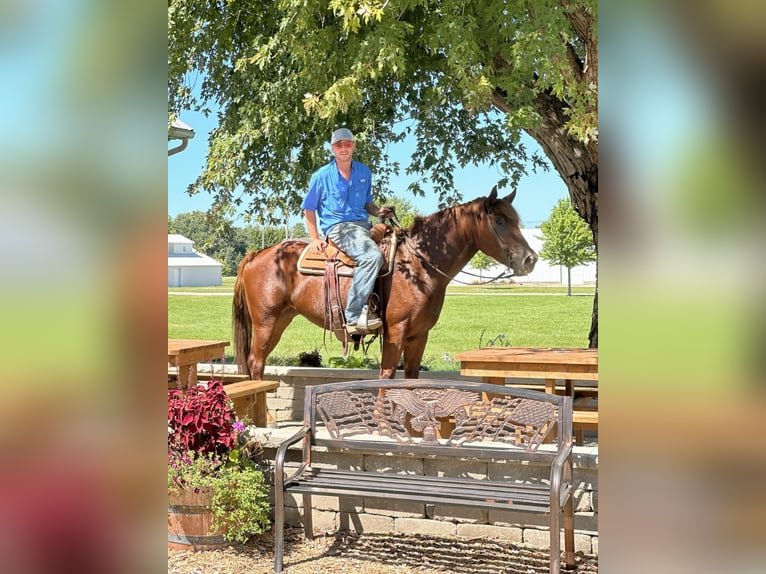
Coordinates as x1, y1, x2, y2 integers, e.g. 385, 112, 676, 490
308, 238, 326, 254
377, 205, 396, 220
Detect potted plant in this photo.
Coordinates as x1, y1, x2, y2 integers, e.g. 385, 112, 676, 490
168, 379, 271, 550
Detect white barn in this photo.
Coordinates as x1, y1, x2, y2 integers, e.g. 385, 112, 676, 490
454, 228, 596, 285
168, 234, 223, 287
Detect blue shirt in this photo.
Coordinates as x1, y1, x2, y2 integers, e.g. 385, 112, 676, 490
301, 159, 373, 236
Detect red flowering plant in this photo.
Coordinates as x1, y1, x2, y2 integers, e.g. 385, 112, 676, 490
167, 380, 270, 543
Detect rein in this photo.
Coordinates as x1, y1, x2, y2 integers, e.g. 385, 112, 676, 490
400, 238, 514, 285
452, 267, 516, 285
389, 212, 516, 287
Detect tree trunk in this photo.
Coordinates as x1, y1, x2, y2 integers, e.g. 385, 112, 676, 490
491, 85, 598, 347
588, 291, 598, 348
488, 2, 598, 346
567, 266, 572, 296
523, 91, 598, 347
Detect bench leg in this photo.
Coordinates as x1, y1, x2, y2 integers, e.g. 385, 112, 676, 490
178, 363, 196, 391
550, 518, 561, 574
563, 494, 576, 570
273, 484, 285, 572
302, 494, 314, 540
253, 391, 267, 427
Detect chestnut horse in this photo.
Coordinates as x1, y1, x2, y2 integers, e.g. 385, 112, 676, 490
233, 187, 537, 379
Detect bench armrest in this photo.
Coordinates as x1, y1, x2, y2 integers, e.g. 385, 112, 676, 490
274, 426, 311, 489
550, 441, 574, 502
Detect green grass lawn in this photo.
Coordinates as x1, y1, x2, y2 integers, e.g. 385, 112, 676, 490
169, 280, 594, 371
168, 278, 595, 296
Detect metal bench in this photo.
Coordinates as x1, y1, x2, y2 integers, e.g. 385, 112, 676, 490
273, 379, 575, 573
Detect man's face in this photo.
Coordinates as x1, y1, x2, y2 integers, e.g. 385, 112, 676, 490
331, 140, 355, 160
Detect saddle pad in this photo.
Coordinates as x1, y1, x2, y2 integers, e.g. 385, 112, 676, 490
297, 224, 398, 277
297, 243, 356, 277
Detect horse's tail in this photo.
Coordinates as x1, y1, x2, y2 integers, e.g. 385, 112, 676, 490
232, 251, 259, 376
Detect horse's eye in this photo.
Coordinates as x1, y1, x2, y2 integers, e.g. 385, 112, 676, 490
495, 216, 504, 226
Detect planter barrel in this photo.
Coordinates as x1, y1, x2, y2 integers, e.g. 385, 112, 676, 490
168, 488, 229, 551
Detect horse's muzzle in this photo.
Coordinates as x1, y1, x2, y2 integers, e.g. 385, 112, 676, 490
523, 252, 538, 274
508, 250, 538, 276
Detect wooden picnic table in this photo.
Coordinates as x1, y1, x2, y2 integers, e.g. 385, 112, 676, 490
455, 347, 597, 393
455, 347, 598, 442
168, 339, 229, 390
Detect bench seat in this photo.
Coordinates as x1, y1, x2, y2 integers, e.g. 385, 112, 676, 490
223, 379, 279, 427
168, 368, 252, 384
573, 407, 598, 445
286, 468, 557, 513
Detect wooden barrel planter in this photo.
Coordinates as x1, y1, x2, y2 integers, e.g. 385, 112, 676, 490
168, 487, 229, 551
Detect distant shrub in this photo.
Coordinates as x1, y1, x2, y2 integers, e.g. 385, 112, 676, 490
298, 349, 323, 367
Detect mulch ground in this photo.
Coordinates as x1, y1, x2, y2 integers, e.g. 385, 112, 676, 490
168, 528, 598, 573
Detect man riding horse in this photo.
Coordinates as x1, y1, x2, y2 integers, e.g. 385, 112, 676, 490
302, 127, 394, 336
233, 158, 537, 380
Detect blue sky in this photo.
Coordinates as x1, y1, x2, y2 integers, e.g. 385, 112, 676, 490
168, 110, 569, 229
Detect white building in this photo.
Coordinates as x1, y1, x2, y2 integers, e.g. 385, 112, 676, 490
453, 228, 596, 285
168, 234, 223, 287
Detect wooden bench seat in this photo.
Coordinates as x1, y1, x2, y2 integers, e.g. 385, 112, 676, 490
573, 408, 598, 445
168, 368, 252, 385
274, 379, 575, 574
501, 382, 599, 399
223, 380, 279, 427
573, 409, 598, 429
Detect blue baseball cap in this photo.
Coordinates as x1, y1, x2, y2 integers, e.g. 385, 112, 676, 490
330, 128, 355, 145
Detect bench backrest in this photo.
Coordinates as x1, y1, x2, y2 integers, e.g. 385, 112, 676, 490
303, 379, 572, 461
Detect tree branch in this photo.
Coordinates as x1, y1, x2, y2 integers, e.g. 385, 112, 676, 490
565, 42, 584, 83
559, 1, 597, 91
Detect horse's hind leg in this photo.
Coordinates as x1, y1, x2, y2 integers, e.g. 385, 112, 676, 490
247, 313, 296, 379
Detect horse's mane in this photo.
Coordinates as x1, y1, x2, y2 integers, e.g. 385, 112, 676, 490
408, 211, 442, 235
408, 197, 481, 236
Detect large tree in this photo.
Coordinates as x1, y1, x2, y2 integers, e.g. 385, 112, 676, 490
168, 0, 598, 346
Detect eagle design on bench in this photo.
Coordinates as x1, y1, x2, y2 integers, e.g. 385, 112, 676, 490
315, 388, 557, 450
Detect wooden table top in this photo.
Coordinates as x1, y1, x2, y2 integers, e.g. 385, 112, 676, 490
455, 347, 597, 380
168, 339, 229, 366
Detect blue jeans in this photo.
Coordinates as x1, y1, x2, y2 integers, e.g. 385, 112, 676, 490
327, 220, 384, 324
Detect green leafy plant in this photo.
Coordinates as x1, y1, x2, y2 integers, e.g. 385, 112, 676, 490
328, 355, 378, 369
168, 380, 270, 543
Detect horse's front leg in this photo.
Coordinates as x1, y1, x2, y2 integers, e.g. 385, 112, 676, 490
378, 327, 405, 379
402, 335, 429, 379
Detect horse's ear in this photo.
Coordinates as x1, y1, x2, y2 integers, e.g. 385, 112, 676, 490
504, 189, 517, 204
484, 185, 499, 212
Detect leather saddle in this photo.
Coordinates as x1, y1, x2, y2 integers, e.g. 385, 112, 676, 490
297, 223, 398, 277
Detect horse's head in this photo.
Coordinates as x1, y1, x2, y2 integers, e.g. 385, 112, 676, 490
479, 186, 538, 276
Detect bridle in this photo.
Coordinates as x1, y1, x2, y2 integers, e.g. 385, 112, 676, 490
486, 212, 520, 270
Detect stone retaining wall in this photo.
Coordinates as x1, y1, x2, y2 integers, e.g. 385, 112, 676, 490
249, 367, 598, 554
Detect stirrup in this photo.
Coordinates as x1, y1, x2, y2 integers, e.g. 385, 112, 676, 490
357, 305, 382, 332
345, 323, 364, 336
